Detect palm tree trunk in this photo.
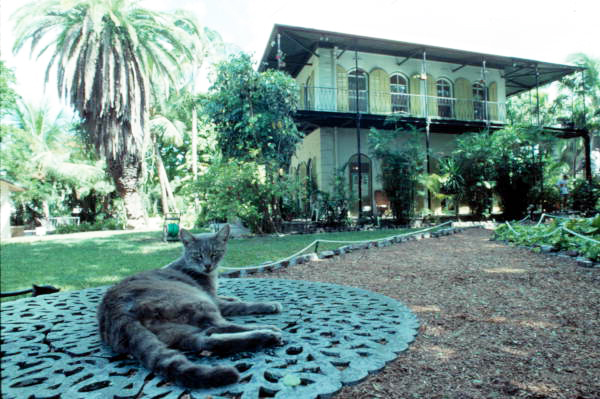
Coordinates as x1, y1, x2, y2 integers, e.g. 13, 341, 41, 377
153, 137, 179, 215
191, 107, 198, 179
109, 158, 147, 230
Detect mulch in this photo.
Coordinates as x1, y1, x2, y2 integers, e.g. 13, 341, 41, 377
249, 228, 600, 399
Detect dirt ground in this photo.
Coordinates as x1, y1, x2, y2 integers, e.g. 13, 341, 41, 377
251, 228, 600, 399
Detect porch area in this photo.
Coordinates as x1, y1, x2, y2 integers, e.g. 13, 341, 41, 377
299, 86, 507, 123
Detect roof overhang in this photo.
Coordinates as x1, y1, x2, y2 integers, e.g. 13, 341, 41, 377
258, 24, 582, 97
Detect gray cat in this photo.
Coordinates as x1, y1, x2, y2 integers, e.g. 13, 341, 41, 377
97, 225, 283, 388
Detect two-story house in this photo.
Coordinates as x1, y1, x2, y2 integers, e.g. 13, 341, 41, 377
258, 24, 583, 217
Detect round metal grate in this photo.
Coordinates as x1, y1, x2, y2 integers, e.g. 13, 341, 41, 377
1, 278, 419, 398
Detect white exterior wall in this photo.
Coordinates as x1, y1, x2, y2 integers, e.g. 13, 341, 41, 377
1, 182, 13, 239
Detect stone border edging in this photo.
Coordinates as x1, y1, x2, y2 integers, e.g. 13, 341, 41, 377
220, 225, 485, 278
491, 238, 600, 269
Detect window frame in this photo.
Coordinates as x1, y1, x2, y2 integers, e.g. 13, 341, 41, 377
436, 77, 454, 118
390, 72, 410, 114
472, 81, 487, 120
348, 69, 369, 113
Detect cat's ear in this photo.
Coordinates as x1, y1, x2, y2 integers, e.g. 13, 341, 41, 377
215, 224, 230, 243
179, 229, 195, 246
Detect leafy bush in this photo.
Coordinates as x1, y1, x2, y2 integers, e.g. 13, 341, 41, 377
191, 159, 299, 234
493, 215, 600, 261
313, 170, 353, 228
570, 177, 600, 216
369, 127, 423, 225
494, 152, 543, 220
54, 218, 125, 234
449, 133, 495, 219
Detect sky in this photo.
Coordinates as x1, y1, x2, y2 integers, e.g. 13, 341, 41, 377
1, 0, 599, 111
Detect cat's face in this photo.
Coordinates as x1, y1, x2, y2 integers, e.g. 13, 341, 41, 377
180, 225, 229, 273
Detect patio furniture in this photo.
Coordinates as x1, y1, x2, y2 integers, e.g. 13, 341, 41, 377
1, 278, 419, 399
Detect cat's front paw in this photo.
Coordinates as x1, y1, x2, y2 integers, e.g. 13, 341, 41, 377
256, 329, 283, 346
253, 324, 281, 332
265, 302, 283, 314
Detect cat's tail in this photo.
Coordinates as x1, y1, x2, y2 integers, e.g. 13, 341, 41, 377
123, 321, 240, 388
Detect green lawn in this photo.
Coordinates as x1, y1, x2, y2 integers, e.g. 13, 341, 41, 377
1, 227, 425, 300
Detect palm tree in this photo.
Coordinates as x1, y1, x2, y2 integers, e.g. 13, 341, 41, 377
555, 53, 600, 179
6, 100, 107, 223
12, 0, 203, 228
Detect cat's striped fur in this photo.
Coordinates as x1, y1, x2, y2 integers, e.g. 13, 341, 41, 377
97, 225, 283, 388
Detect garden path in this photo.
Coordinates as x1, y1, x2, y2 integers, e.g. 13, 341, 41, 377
251, 228, 600, 399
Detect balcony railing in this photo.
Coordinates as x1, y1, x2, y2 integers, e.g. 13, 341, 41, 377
299, 86, 506, 123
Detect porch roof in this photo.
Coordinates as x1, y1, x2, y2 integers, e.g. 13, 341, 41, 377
258, 24, 581, 97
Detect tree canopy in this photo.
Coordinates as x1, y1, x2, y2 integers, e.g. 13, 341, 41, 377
12, 0, 204, 228
203, 53, 302, 170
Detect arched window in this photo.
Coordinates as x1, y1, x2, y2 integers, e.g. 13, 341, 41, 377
348, 153, 372, 214
348, 69, 368, 113
390, 73, 409, 113
473, 81, 486, 120
436, 78, 453, 118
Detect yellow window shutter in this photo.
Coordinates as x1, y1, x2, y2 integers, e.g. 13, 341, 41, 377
488, 82, 498, 120
409, 74, 421, 116
308, 71, 315, 107
426, 74, 437, 117
299, 85, 305, 108
369, 68, 390, 114
455, 78, 473, 120
336, 65, 348, 112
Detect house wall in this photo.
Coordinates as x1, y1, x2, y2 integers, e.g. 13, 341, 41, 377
335, 50, 505, 101
1, 182, 13, 239
292, 46, 506, 217
290, 127, 322, 182
296, 47, 506, 113
296, 127, 459, 215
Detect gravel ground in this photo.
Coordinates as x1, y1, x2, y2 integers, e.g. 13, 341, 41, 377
250, 228, 600, 399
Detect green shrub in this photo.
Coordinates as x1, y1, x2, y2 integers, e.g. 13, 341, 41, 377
369, 127, 423, 225
570, 177, 600, 216
54, 218, 125, 234
191, 159, 300, 234
493, 215, 600, 261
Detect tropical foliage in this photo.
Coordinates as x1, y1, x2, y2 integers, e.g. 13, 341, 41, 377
444, 132, 496, 219
493, 215, 600, 261
188, 158, 300, 234
0, 61, 18, 118
369, 126, 424, 224
201, 54, 302, 232
570, 177, 600, 216
1, 100, 111, 225
13, 0, 204, 228
203, 54, 302, 169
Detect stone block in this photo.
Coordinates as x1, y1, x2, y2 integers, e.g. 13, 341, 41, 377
319, 250, 335, 259
540, 245, 554, 253
305, 253, 319, 262
576, 257, 594, 268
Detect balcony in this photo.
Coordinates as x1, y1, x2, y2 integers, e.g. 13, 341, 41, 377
299, 86, 507, 123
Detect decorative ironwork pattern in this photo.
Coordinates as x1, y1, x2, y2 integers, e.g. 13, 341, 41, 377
1, 279, 419, 399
